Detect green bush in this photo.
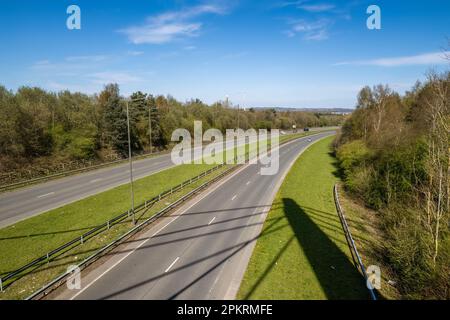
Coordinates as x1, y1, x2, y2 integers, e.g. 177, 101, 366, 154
66, 136, 96, 159
383, 206, 432, 296
383, 206, 450, 299
336, 140, 371, 174
336, 140, 374, 197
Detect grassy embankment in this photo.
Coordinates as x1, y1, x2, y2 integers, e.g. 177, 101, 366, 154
338, 189, 401, 299
238, 136, 369, 299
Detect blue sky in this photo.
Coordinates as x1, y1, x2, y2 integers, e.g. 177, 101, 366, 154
0, 0, 449, 108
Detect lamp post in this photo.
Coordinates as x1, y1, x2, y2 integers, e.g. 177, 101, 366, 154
237, 104, 240, 129
126, 96, 146, 225
125, 100, 135, 224
148, 102, 153, 154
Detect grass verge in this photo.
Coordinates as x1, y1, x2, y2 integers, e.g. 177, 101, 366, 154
0, 163, 230, 299
237, 136, 369, 299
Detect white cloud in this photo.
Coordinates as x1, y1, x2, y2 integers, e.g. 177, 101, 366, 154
88, 72, 142, 85
32, 55, 109, 73
277, 1, 306, 8
119, 4, 226, 44
222, 51, 248, 59
122, 23, 202, 44
286, 19, 331, 41
127, 51, 144, 56
298, 4, 335, 12
334, 51, 450, 67
65, 55, 108, 62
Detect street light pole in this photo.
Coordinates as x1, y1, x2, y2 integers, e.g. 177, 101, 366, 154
126, 100, 135, 225
237, 104, 240, 129
148, 102, 152, 154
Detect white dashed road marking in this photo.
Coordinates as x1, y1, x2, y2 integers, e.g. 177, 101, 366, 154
165, 257, 180, 273
37, 192, 54, 198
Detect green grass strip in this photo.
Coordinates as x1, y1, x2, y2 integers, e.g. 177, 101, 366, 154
0, 164, 218, 276
237, 136, 369, 300
0, 164, 232, 299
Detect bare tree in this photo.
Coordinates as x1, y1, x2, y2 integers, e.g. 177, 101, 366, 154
420, 72, 449, 265
371, 84, 392, 134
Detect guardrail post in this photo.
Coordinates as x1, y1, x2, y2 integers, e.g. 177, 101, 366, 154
170, 188, 173, 194
144, 200, 147, 208
0, 278, 2, 292
80, 235, 84, 244
46, 253, 50, 264
107, 221, 110, 230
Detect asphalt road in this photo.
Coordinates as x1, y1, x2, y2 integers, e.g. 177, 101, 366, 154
54, 131, 335, 300
0, 128, 330, 228
0, 137, 254, 228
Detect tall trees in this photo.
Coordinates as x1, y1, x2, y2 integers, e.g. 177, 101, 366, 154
15, 87, 56, 157
147, 94, 163, 149
0, 86, 21, 156
128, 92, 163, 152
100, 84, 130, 155
416, 72, 450, 265
0, 83, 344, 172
335, 73, 450, 299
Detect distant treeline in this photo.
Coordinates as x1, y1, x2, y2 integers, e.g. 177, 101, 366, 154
334, 71, 449, 299
0, 83, 344, 174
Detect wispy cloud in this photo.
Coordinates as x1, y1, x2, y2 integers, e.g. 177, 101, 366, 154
286, 19, 332, 41
30, 55, 144, 92
334, 51, 450, 67
298, 4, 335, 12
276, 0, 306, 8
127, 50, 144, 56
222, 51, 249, 59
65, 55, 108, 62
88, 72, 142, 85
119, 4, 227, 44
32, 55, 110, 73
280, 1, 355, 41
277, 0, 334, 12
